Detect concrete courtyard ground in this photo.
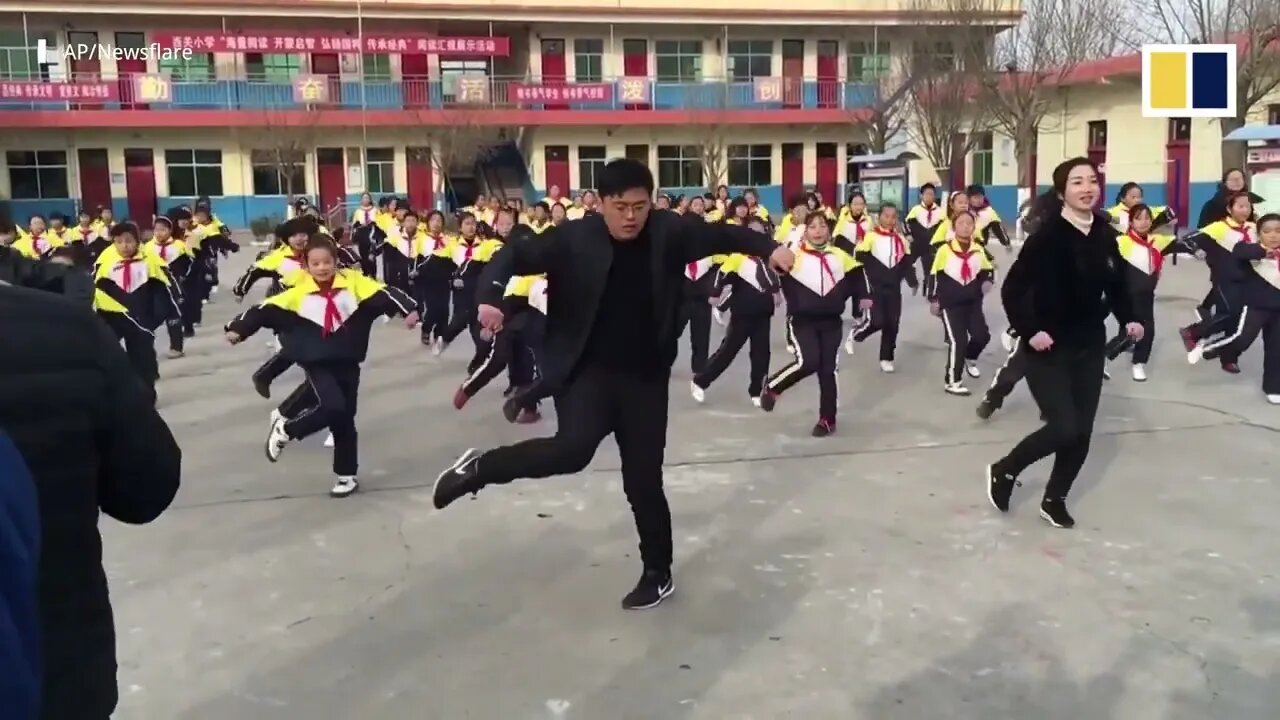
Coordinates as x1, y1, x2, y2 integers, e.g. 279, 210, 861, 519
106, 248, 1279, 719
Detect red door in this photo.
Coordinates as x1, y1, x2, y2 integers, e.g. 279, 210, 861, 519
310, 54, 341, 104
816, 40, 839, 109
622, 39, 648, 110
123, 148, 157, 224
540, 39, 567, 110
407, 147, 435, 211
782, 40, 803, 108
816, 143, 837, 206
77, 148, 113, 216
67, 31, 102, 110
949, 133, 967, 191
402, 53, 430, 107
1165, 118, 1191, 227
544, 146, 570, 195
782, 143, 803, 205
115, 32, 148, 109
315, 148, 346, 216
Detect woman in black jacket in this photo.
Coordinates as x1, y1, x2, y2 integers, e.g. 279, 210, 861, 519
1196, 168, 1265, 229
985, 158, 1145, 529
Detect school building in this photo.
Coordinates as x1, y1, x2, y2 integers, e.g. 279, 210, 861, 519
0, 0, 1025, 227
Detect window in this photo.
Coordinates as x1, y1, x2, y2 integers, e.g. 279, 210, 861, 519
159, 53, 214, 82
250, 149, 307, 196
970, 132, 993, 186
574, 38, 603, 82
847, 40, 891, 81
655, 40, 702, 83
914, 41, 956, 73
578, 145, 607, 190
0, 30, 52, 80
726, 40, 772, 81
365, 147, 395, 194
164, 149, 223, 197
362, 54, 392, 81
728, 144, 771, 187
1268, 104, 1280, 125
657, 145, 702, 188
1087, 120, 1107, 149
245, 53, 301, 82
5, 150, 68, 199
1169, 117, 1191, 142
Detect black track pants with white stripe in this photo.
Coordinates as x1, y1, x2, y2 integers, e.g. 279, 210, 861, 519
281, 363, 361, 477
940, 301, 990, 385
1203, 306, 1280, 392
766, 315, 841, 420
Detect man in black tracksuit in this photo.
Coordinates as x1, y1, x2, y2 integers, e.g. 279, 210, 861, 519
431, 160, 791, 610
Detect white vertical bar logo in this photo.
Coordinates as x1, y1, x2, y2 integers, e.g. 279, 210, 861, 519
36, 38, 48, 64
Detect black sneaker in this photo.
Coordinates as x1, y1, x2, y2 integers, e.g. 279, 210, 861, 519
501, 395, 522, 423
975, 398, 1000, 420
433, 448, 484, 509
986, 463, 1021, 513
811, 418, 835, 437
1039, 498, 1075, 528
758, 389, 778, 412
621, 569, 675, 610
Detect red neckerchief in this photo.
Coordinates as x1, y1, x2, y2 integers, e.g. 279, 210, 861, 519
852, 215, 868, 241
315, 280, 342, 336
1128, 230, 1162, 274
78, 226, 93, 241
687, 259, 701, 280
429, 232, 446, 251
361, 207, 372, 224
880, 227, 905, 265
119, 257, 138, 292
157, 242, 171, 262
1228, 220, 1253, 244
801, 244, 837, 291
923, 204, 936, 226
952, 240, 976, 283
31, 232, 45, 254
462, 237, 476, 260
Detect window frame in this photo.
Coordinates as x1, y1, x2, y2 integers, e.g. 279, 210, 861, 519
726, 39, 773, 82
727, 144, 772, 187
656, 144, 703, 189
573, 38, 604, 83
364, 147, 396, 194
654, 39, 703, 83
847, 40, 891, 82
249, 148, 307, 196
159, 52, 215, 82
164, 148, 224, 197
577, 145, 607, 191
5, 149, 69, 200
362, 53, 392, 82
245, 53, 302, 82
970, 132, 993, 186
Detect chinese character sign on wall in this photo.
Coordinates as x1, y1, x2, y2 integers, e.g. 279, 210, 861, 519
616, 78, 650, 105
132, 74, 172, 103
292, 74, 330, 103
0, 81, 119, 101
152, 32, 510, 57
752, 77, 783, 103
455, 76, 490, 104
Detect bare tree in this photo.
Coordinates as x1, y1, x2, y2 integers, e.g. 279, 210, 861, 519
1136, 0, 1280, 170
255, 109, 323, 207
415, 109, 504, 208
688, 88, 731, 190
852, 72, 916, 154
975, 0, 1114, 201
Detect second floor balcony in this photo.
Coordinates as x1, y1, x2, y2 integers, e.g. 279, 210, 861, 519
0, 73, 879, 121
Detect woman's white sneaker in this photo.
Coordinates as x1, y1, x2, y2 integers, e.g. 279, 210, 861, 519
844, 332, 856, 356
690, 381, 705, 404
1267, 394, 1280, 405
324, 433, 335, 447
1131, 364, 1148, 382
330, 476, 358, 497
965, 361, 981, 378
264, 416, 290, 462
944, 382, 971, 396
880, 360, 895, 373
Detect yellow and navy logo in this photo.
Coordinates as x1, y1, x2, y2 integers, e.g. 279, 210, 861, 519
1142, 44, 1237, 118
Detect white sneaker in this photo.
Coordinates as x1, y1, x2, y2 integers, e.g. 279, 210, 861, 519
264, 416, 290, 462
965, 361, 981, 378
1188, 344, 1204, 365
690, 381, 705, 404
1102, 367, 1111, 380
1131, 364, 1148, 382
270, 409, 282, 430
785, 344, 796, 355
712, 308, 727, 326
210, 285, 219, 295
844, 331, 856, 356
1000, 330, 1015, 353
751, 396, 762, 408
323, 432, 335, 447
1266, 394, 1280, 405
880, 360, 895, 373
330, 475, 358, 498
944, 382, 971, 396
432, 336, 449, 356
382, 316, 391, 324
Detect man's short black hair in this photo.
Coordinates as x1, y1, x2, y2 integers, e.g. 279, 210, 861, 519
597, 159, 654, 199
108, 222, 140, 239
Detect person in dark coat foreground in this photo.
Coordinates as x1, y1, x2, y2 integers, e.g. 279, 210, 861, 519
0, 283, 181, 720
431, 159, 795, 610
0, 429, 40, 720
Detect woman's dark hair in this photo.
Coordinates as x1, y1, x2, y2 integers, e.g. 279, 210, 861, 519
965, 184, 986, 197
1225, 191, 1253, 214
879, 202, 898, 215
946, 191, 967, 218
1257, 213, 1280, 230
534, 201, 551, 213
1221, 168, 1248, 187
1127, 203, 1153, 225
805, 192, 820, 209
920, 182, 937, 194
304, 236, 338, 259
715, 185, 729, 197
789, 193, 809, 210
725, 197, 749, 220
495, 207, 518, 223
457, 212, 478, 231
1026, 157, 1100, 230
805, 213, 834, 232
598, 159, 655, 199
847, 190, 865, 203
424, 209, 445, 225
952, 209, 977, 231
108, 222, 140, 240
1116, 182, 1142, 204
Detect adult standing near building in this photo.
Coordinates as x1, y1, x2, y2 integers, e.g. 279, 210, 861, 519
0, 282, 182, 720
984, 157, 1143, 529
431, 159, 795, 609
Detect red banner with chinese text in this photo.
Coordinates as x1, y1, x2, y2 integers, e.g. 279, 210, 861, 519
0, 81, 119, 101
151, 32, 509, 56
511, 83, 613, 103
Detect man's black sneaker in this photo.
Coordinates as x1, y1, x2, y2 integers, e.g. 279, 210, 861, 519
1039, 498, 1075, 529
252, 375, 271, 399
433, 448, 484, 509
621, 569, 675, 610
986, 463, 1021, 513
975, 398, 1000, 420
